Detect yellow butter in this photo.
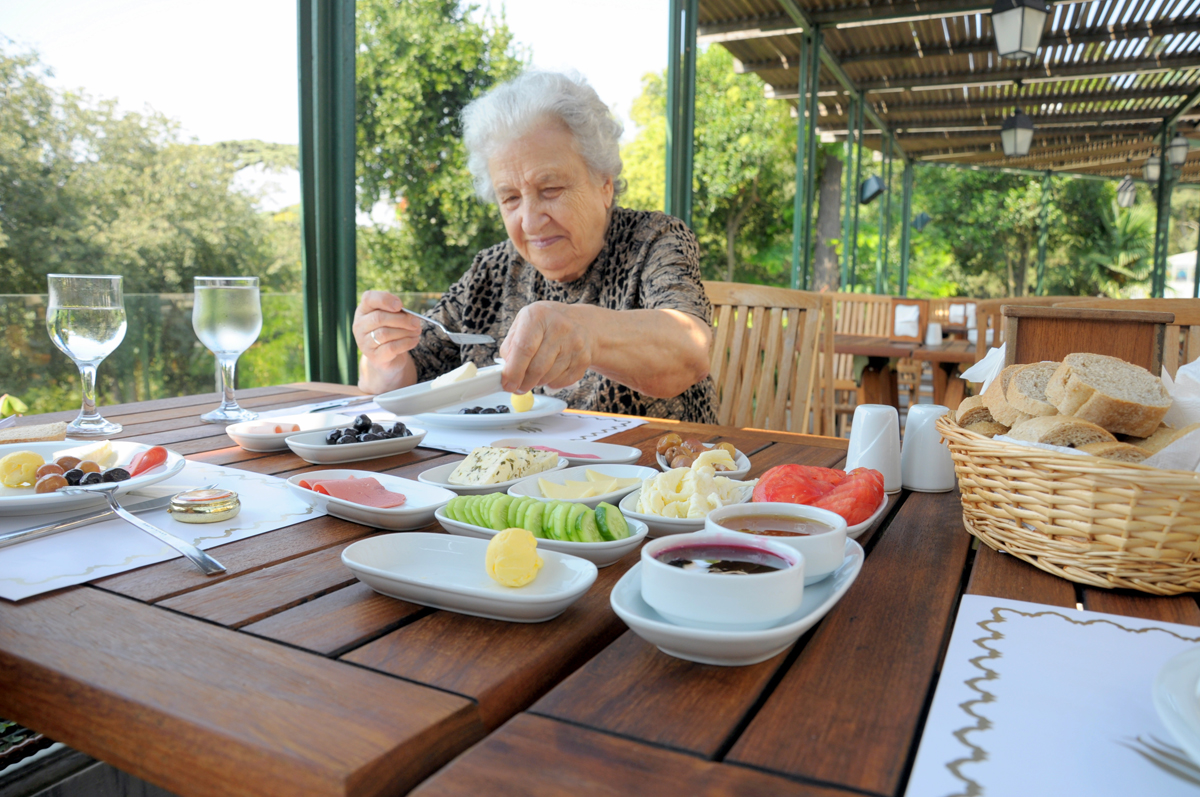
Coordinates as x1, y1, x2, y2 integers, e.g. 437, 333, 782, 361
485, 528, 543, 587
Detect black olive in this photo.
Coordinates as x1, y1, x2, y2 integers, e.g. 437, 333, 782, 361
80, 472, 103, 485
326, 430, 341, 444
480, 407, 497, 414
337, 434, 357, 445
390, 422, 407, 436
64, 468, 84, 486
361, 432, 382, 442
497, 405, 511, 413
459, 408, 472, 414
102, 467, 131, 483
369, 423, 384, 434
353, 414, 372, 432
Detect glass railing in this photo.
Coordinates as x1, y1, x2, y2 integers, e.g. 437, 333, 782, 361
1, 292, 443, 416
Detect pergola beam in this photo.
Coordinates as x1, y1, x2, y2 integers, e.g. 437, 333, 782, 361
872, 85, 1199, 114
813, 0, 1089, 28
823, 109, 1192, 130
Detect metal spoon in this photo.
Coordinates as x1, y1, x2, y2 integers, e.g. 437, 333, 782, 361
58, 485, 226, 575
402, 308, 494, 345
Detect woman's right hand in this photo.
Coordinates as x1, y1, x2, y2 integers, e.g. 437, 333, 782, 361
354, 291, 423, 393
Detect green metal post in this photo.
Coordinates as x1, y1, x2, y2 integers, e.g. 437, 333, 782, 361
789, 30, 811, 291
898, 160, 913, 297
849, 101, 864, 290
1152, 123, 1173, 299
1035, 171, 1051, 296
298, 0, 357, 385
801, 26, 822, 290
875, 139, 893, 294
839, 97, 855, 291
665, 0, 697, 227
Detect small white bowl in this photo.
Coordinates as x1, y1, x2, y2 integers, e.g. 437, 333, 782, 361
286, 469, 455, 530
640, 531, 805, 631
284, 426, 426, 465
489, 437, 643, 467
655, 443, 751, 480
618, 485, 753, 538
706, 502, 847, 585
417, 457, 569, 496
507, 464, 658, 509
226, 412, 357, 453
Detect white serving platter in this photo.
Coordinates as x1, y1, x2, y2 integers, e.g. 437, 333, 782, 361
618, 484, 753, 538
0, 440, 186, 516
507, 464, 658, 510
284, 426, 426, 465
489, 437, 643, 467
342, 532, 598, 623
417, 457, 569, 496
374, 363, 504, 416
285, 469, 456, 531
655, 443, 751, 480
434, 506, 648, 568
610, 539, 864, 666
1154, 645, 1200, 768
225, 412, 357, 453
415, 391, 567, 430
847, 494, 889, 540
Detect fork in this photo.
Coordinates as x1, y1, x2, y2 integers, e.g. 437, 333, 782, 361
403, 308, 494, 346
59, 485, 226, 575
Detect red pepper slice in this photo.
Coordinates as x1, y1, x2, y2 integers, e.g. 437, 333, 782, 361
128, 446, 168, 478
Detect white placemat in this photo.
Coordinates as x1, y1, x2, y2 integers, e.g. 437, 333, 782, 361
906, 595, 1200, 797
0, 461, 325, 601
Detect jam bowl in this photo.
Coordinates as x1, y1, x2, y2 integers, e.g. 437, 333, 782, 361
705, 502, 847, 586
639, 530, 805, 631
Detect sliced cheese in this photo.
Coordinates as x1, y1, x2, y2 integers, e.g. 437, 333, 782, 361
431, 361, 478, 389
448, 446, 559, 486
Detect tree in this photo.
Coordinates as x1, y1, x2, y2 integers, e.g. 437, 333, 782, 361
811, 151, 843, 292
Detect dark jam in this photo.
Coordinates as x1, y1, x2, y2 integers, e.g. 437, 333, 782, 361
715, 515, 831, 537
654, 544, 790, 575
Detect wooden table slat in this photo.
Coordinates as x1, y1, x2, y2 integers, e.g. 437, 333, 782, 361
966, 544, 1077, 607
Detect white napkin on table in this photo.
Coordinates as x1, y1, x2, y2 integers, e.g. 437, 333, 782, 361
960, 343, 1006, 392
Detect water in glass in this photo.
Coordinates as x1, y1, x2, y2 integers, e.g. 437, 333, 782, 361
46, 274, 127, 436
192, 277, 262, 423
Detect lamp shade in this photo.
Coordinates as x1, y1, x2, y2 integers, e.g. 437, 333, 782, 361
991, 0, 1049, 59
1168, 133, 1190, 168
1143, 154, 1161, 182
1116, 176, 1136, 208
913, 211, 932, 232
1000, 109, 1034, 157
860, 175, 885, 205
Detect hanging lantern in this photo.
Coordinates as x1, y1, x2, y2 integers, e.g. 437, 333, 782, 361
1143, 154, 1161, 183
1000, 109, 1034, 157
860, 175, 885, 205
1116, 176, 1137, 208
1168, 133, 1190, 168
991, 0, 1049, 59
913, 212, 932, 232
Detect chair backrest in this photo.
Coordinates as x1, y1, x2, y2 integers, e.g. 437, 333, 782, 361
703, 281, 832, 435
1002, 305, 1175, 374
829, 293, 892, 337
1052, 298, 1200, 377
889, 297, 929, 343
973, 296, 1098, 361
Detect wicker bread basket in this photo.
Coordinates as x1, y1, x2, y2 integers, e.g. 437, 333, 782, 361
936, 414, 1200, 596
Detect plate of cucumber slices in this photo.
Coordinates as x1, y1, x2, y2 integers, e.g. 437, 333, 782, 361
435, 494, 648, 567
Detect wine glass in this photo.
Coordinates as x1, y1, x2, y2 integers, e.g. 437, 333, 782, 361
46, 274, 128, 437
192, 276, 263, 423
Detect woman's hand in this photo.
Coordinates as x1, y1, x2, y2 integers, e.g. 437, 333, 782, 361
354, 291, 423, 393
500, 301, 596, 394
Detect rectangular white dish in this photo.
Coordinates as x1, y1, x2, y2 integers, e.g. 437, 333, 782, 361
285, 469, 455, 530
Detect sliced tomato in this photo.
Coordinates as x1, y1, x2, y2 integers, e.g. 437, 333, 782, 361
751, 464, 846, 505
812, 468, 885, 525
127, 446, 168, 478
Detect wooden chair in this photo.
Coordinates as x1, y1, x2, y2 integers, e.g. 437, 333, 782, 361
827, 294, 891, 434
1052, 298, 1200, 377
1002, 305, 1175, 373
974, 296, 1099, 362
703, 282, 833, 435
928, 298, 977, 337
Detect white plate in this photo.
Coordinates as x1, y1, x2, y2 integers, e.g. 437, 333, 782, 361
342, 532, 598, 623
415, 391, 568, 429
284, 427, 426, 465
286, 469, 455, 531
618, 485, 753, 538
374, 364, 504, 416
1154, 646, 1200, 767
507, 465, 658, 510
655, 443, 751, 480
490, 437, 643, 467
847, 494, 889, 540
417, 457, 570, 496
435, 506, 648, 568
0, 440, 186, 516
225, 412, 357, 453
611, 539, 864, 666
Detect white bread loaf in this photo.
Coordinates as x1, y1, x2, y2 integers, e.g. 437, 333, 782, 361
1044, 353, 1171, 437
956, 395, 995, 426
1077, 442, 1149, 463
1007, 416, 1117, 448
983, 365, 1033, 427
964, 421, 1009, 438
1006, 361, 1061, 417
0, 422, 67, 445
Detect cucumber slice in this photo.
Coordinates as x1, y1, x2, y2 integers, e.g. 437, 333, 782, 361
460, 496, 478, 526
515, 497, 532, 530
524, 501, 546, 538
551, 502, 572, 541
489, 495, 513, 530
576, 510, 603, 543
468, 495, 487, 528
566, 504, 588, 541
506, 495, 523, 528
595, 502, 630, 541
444, 496, 461, 521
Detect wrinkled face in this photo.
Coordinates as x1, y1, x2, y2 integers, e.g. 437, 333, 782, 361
488, 121, 614, 283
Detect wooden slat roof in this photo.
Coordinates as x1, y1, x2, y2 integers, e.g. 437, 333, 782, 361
699, 0, 1200, 182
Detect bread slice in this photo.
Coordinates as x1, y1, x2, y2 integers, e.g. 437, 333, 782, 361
1078, 442, 1149, 463
983, 365, 1033, 427
0, 422, 67, 445
956, 395, 995, 426
1123, 422, 1200, 455
1007, 416, 1117, 448
964, 421, 1009, 438
1006, 361, 1061, 417
1043, 353, 1170, 437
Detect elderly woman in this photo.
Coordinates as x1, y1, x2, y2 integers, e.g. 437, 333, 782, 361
353, 71, 718, 423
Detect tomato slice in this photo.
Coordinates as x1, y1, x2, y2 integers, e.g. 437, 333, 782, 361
127, 446, 168, 478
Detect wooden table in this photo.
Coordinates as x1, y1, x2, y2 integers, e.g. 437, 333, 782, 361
830, 336, 975, 410
909, 339, 976, 410
2, 384, 1194, 797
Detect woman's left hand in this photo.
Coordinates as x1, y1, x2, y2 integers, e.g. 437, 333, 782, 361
499, 301, 595, 394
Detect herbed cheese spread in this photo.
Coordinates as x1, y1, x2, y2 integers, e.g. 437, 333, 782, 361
447, 446, 560, 486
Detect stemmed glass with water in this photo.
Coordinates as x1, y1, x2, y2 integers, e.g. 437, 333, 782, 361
46, 274, 128, 436
192, 276, 262, 423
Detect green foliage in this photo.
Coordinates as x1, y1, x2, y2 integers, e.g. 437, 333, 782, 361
355, 0, 526, 292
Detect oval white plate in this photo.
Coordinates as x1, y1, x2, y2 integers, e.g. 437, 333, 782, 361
342, 532, 598, 623
847, 494, 889, 540
415, 391, 568, 430
0, 440, 186, 516
507, 464, 658, 510
655, 443, 751, 480
618, 485, 753, 538
285, 426, 426, 465
434, 505, 648, 568
286, 469, 455, 531
1154, 646, 1200, 768
489, 437, 643, 467
611, 539, 864, 666
417, 457, 569, 496
374, 364, 504, 416
225, 412, 358, 453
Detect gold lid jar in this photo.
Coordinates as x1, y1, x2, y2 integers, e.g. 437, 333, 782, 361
169, 488, 241, 523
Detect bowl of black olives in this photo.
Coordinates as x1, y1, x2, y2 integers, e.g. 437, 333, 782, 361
284, 416, 426, 465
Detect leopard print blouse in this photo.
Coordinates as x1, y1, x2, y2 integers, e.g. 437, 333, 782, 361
408, 206, 718, 424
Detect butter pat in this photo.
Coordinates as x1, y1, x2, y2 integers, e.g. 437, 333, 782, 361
431, 361, 477, 389
54, 440, 118, 469
485, 528, 543, 587
448, 446, 559, 486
